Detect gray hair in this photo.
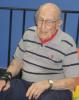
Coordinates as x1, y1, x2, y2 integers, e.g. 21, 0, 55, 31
35, 3, 61, 21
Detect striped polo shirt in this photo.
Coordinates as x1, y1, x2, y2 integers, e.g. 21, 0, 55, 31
14, 26, 79, 82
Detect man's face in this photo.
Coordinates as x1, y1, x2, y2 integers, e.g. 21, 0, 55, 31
36, 7, 60, 39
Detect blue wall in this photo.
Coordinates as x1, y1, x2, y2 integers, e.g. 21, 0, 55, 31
0, 0, 79, 68
0, 0, 79, 10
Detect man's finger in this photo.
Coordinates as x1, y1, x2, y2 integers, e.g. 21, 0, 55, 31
34, 90, 42, 99
3, 82, 10, 91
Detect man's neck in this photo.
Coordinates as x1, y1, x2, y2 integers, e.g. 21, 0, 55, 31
39, 30, 58, 44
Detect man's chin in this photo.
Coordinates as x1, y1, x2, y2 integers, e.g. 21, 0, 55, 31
39, 33, 47, 37
39, 33, 49, 39
40, 32, 48, 34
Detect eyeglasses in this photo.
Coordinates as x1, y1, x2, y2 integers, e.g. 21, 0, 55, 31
37, 18, 58, 26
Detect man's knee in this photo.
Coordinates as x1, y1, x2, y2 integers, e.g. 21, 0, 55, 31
0, 79, 29, 100
39, 90, 72, 100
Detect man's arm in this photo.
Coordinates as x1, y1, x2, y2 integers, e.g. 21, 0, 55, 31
0, 58, 23, 92
26, 77, 76, 100
51, 77, 76, 91
7, 58, 23, 77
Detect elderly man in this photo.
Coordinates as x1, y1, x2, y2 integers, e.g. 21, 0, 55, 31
0, 3, 79, 100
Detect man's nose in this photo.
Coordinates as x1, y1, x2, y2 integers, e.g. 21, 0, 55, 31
41, 20, 46, 29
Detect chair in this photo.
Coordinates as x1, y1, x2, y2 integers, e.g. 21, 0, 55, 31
73, 48, 79, 100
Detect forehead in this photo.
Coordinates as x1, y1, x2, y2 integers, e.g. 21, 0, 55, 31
38, 6, 59, 20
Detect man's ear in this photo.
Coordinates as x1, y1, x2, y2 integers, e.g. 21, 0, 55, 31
34, 16, 37, 26
57, 19, 63, 29
58, 19, 63, 26
59, 19, 63, 26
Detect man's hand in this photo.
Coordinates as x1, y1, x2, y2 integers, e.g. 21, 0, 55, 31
26, 80, 50, 100
0, 80, 10, 92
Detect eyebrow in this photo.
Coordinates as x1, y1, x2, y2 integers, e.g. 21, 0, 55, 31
38, 16, 56, 20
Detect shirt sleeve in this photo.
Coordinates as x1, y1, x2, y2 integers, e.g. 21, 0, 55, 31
62, 44, 79, 78
14, 36, 25, 60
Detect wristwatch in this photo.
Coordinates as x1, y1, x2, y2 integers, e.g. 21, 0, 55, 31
48, 80, 54, 89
